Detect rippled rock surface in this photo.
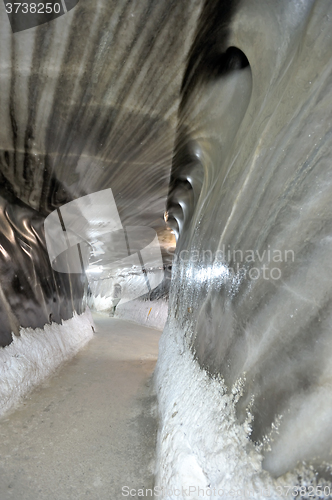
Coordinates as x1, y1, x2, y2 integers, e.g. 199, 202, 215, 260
0, 181, 86, 346
0, 0, 202, 343
163, 0, 332, 481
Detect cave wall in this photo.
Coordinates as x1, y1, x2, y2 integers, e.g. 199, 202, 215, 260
159, 0, 332, 485
0, 182, 86, 346
0, 0, 203, 344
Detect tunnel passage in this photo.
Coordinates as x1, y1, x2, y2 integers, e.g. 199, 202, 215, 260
1, 0, 332, 492
0, 0, 204, 344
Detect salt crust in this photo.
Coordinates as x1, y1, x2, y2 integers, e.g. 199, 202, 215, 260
154, 320, 329, 500
0, 309, 94, 418
115, 298, 168, 331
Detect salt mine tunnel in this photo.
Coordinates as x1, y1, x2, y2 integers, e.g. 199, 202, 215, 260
0, 0, 332, 498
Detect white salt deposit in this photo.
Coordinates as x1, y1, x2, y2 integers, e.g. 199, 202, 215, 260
88, 268, 168, 330
0, 309, 94, 418
88, 292, 114, 312
154, 320, 332, 500
115, 298, 168, 331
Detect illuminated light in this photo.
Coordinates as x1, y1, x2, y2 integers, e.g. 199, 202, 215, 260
86, 266, 103, 274
191, 265, 230, 283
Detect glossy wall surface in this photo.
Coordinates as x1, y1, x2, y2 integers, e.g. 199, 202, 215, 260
0, 182, 86, 346
0, 0, 202, 344
166, 0, 332, 478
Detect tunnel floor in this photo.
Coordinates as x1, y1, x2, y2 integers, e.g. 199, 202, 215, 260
0, 314, 160, 500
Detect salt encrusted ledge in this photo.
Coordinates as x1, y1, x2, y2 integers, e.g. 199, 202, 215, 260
114, 298, 168, 331
153, 320, 327, 500
89, 293, 168, 332
0, 309, 94, 418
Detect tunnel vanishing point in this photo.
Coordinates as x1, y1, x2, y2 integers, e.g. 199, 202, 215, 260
1, 0, 332, 497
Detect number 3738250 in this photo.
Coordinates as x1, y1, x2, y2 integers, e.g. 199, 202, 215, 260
5, 3, 61, 14
276, 484, 332, 497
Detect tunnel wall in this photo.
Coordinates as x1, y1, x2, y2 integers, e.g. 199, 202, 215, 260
0, 0, 203, 344
0, 181, 87, 347
0, 0, 203, 418
114, 299, 168, 331
155, 0, 332, 493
